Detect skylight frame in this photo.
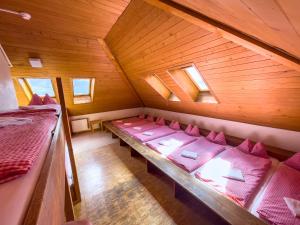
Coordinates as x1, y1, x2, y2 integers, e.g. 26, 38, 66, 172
145, 74, 180, 102
18, 77, 56, 98
167, 63, 218, 104
72, 78, 95, 104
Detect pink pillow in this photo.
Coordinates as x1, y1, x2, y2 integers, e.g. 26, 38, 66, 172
43, 94, 56, 104
29, 94, 43, 105
251, 142, 269, 158
156, 117, 165, 126
206, 131, 217, 142
190, 125, 200, 137
170, 121, 181, 130
237, 138, 254, 154
138, 114, 145, 119
146, 115, 154, 122
184, 124, 193, 134
213, 132, 227, 145
284, 152, 300, 171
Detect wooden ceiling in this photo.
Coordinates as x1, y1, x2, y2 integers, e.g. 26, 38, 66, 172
106, 0, 300, 131
0, 0, 142, 115
172, 0, 300, 60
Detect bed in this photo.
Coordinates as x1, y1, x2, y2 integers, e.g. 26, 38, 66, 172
194, 147, 273, 207
255, 164, 300, 225
122, 122, 160, 136
113, 118, 149, 129
167, 137, 225, 172
133, 126, 177, 143
145, 131, 198, 156
0, 107, 66, 225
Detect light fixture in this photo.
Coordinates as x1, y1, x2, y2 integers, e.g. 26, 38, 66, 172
29, 58, 43, 68
0, 8, 31, 20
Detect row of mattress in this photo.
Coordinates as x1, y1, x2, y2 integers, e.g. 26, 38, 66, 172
112, 115, 300, 225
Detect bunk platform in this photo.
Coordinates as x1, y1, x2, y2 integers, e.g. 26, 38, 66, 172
104, 121, 270, 225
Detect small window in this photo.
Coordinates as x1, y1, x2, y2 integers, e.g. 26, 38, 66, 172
168, 64, 218, 104
18, 78, 55, 99
145, 74, 180, 102
72, 78, 95, 104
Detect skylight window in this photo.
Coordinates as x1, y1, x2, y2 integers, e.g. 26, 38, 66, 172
168, 64, 218, 104
145, 74, 180, 102
18, 78, 55, 99
26, 78, 55, 97
72, 78, 95, 104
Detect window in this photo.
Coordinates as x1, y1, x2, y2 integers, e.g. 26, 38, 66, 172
18, 78, 55, 99
168, 64, 218, 104
145, 74, 180, 102
72, 78, 95, 104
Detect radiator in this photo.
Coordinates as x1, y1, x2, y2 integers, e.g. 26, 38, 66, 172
71, 118, 89, 133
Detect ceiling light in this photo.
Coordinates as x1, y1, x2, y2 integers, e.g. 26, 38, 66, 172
29, 58, 43, 68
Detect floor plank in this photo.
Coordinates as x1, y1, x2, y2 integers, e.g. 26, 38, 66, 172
73, 132, 228, 225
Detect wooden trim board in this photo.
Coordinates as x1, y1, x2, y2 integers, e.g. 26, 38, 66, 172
104, 121, 269, 225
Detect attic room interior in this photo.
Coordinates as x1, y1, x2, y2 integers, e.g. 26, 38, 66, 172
0, 0, 300, 225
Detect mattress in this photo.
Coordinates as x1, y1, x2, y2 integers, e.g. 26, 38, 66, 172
194, 148, 272, 207
114, 119, 149, 129
145, 132, 198, 156
256, 164, 300, 225
167, 137, 225, 172
122, 122, 160, 136
0, 125, 54, 225
133, 126, 177, 143
112, 116, 142, 126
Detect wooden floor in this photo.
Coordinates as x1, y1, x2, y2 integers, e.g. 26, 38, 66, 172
73, 131, 228, 225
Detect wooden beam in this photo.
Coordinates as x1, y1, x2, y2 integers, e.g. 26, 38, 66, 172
98, 39, 145, 105
56, 77, 81, 204
144, 0, 300, 72
65, 173, 75, 221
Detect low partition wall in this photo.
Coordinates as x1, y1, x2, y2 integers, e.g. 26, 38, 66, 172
70, 107, 143, 132
143, 107, 300, 153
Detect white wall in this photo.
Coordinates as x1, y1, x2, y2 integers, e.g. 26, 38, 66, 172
71, 107, 144, 131
0, 49, 18, 111
143, 107, 300, 152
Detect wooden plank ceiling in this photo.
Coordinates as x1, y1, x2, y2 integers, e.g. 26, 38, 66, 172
106, 0, 300, 131
172, 0, 300, 60
0, 0, 141, 115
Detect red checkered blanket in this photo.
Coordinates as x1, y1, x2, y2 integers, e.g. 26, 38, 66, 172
0, 109, 58, 184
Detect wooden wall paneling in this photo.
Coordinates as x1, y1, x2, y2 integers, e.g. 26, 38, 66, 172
144, 0, 300, 72
106, 0, 300, 131
56, 77, 81, 204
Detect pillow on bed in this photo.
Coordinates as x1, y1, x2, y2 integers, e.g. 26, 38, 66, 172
29, 94, 43, 105
251, 142, 269, 158
237, 138, 254, 153
184, 124, 193, 134
213, 132, 227, 145
146, 115, 154, 122
284, 152, 300, 171
206, 131, 217, 142
190, 125, 200, 137
170, 121, 181, 130
43, 94, 56, 104
156, 117, 165, 126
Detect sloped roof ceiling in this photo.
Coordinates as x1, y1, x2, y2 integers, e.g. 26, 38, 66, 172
172, 0, 300, 59
106, 0, 300, 131
0, 0, 141, 115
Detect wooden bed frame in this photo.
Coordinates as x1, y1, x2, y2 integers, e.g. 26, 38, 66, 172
104, 119, 294, 225
22, 114, 74, 225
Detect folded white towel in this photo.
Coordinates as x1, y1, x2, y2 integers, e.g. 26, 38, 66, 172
159, 140, 171, 146
222, 168, 245, 182
142, 131, 153, 136
284, 197, 300, 218
133, 126, 142, 130
181, 150, 198, 159
124, 122, 132, 126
